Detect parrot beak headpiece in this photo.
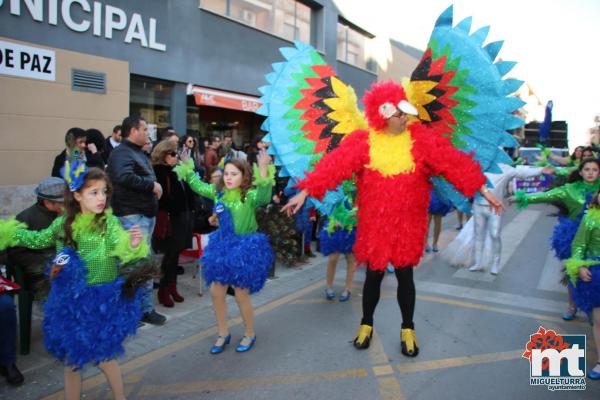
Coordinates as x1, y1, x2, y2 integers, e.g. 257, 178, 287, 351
363, 80, 418, 131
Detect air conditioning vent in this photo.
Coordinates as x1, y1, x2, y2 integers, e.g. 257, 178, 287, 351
72, 69, 106, 94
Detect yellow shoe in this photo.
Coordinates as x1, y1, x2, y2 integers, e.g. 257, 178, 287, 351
353, 324, 373, 349
400, 328, 419, 357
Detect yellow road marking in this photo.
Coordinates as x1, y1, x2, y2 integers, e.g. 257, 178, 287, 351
369, 330, 391, 366
417, 294, 591, 328
293, 298, 331, 305
377, 376, 405, 400
373, 365, 394, 376
124, 369, 146, 383
369, 328, 405, 398
292, 292, 591, 328
396, 349, 522, 373
40, 279, 326, 400
136, 368, 369, 396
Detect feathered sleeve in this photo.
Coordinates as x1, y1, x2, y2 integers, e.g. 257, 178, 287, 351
0, 216, 63, 251
419, 125, 486, 198
247, 164, 275, 208
175, 159, 216, 200
107, 215, 150, 264
515, 185, 566, 209
555, 166, 577, 177
297, 130, 369, 200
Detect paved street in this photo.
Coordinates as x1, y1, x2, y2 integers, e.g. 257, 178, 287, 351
1, 204, 598, 399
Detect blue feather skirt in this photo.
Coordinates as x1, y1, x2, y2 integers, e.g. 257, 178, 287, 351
201, 232, 274, 294
318, 223, 356, 256
550, 216, 580, 260
570, 264, 600, 315
43, 248, 142, 370
428, 190, 453, 216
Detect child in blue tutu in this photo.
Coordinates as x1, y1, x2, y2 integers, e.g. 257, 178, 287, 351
319, 197, 357, 301
0, 163, 148, 400
566, 190, 600, 380
426, 188, 453, 252
176, 150, 274, 354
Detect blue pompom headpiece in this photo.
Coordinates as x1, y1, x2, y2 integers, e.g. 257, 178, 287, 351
61, 159, 88, 192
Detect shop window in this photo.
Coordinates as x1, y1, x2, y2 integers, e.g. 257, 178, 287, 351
186, 95, 265, 151
130, 76, 173, 139
337, 21, 375, 72
201, 0, 311, 43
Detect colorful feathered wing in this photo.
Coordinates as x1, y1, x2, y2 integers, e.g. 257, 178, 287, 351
404, 5, 525, 211
257, 41, 366, 214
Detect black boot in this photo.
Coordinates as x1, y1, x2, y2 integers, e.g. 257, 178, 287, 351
0, 363, 24, 386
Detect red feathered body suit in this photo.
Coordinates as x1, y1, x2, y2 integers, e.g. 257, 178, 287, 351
298, 123, 485, 271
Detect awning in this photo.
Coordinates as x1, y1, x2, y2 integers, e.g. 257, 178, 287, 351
188, 85, 262, 113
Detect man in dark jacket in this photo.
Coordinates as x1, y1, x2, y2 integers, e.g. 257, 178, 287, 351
103, 124, 122, 163
8, 177, 65, 289
107, 115, 166, 325
51, 127, 104, 177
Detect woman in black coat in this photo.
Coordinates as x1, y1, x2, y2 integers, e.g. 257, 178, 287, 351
151, 140, 194, 307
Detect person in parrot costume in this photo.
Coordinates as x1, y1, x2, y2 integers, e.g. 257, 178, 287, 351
259, 6, 524, 356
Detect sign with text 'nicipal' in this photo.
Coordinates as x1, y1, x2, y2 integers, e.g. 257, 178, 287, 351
0, 40, 55, 81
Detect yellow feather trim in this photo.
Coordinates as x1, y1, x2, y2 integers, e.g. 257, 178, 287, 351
367, 130, 415, 177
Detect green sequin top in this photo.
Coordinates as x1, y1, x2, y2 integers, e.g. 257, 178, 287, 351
3, 210, 148, 285
571, 208, 600, 260
518, 180, 600, 220
180, 162, 275, 235
566, 208, 600, 284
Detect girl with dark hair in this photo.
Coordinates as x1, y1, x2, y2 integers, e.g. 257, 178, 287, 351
84, 128, 107, 169
0, 163, 148, 400
179, 134, 205, 176
549, 146, 584, 167
565, 189, 600, 379
512, 158, 600, 320
175, 151, 274, 354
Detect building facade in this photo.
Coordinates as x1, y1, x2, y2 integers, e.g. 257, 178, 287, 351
0, 0, 377, 212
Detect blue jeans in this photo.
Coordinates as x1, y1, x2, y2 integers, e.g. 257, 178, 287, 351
0, 294, 17, 365
119, 214, 156, 315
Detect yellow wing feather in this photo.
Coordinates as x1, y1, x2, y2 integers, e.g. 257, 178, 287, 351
324, 77, 368, 135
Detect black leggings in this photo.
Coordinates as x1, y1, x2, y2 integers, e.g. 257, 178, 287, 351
361, 267, 415, 329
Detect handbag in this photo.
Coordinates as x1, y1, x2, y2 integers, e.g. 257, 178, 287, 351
153, 210, 171, 240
